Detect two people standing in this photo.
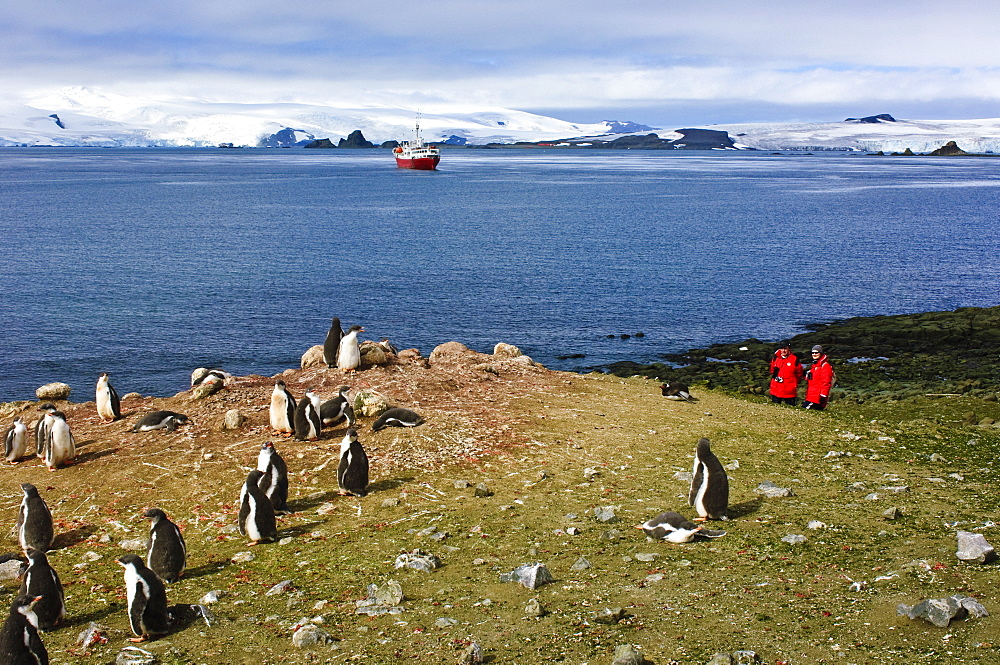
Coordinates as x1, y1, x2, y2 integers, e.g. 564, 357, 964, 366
768, 342, 834, 410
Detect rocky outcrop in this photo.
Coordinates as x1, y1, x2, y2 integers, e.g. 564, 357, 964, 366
929, 141, 968, 156
36, 382, 71, 401
300, 345, 326, 369
846, 114, 896, 123
304, 138, 336, 149
338, 130, 375, 148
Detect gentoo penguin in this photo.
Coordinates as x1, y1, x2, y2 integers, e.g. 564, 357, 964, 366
268, 380, 297, 436
4, 418, 28, 463
636, 511, 727, 543
320, 385, 356, 429
256, 442, 289, 513
132, 411, 190, 433
337, 428, 369, 497
95, 372, 122, 422
117, 554, 169, 643
143, 508, 186, 584
323, 317, 345, 368
238, 470, 278, 545
33, 403, 58, 458
371, 407, 425, 432
190, 368, 230, 387
0, 595, 48, 665
689, 438, 729, 521
293, 389, 322, 441
17, 483, 54, 553
19, 548, 65, 630
42, 411, 75, 471
661, 383, 697, 402
337, 324, 365, 373
378, 338, 399, 355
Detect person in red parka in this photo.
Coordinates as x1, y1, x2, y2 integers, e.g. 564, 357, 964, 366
803, 345, 835, 410
769, 342, 804, 406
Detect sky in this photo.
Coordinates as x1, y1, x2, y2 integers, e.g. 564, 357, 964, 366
3, 0, 1000, 128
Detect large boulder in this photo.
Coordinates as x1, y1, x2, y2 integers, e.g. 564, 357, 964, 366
359, 341, 390, 367
300, 345, 326, 369
36, 383, 71, 401
429, 342, 489, 365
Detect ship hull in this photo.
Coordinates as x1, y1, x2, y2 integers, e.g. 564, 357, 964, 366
395, 155, 440, 170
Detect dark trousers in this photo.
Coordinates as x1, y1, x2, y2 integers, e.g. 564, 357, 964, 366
771, 395, 797, 406
802, 400, 826, 410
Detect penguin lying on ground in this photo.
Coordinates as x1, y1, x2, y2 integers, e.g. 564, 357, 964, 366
190, 368, 230, 387
293, 389, 322, 441
323, 317, 345, 368
144, 509, 186, 584
689, 437, 729, 521
0, 595, 48, 664
117, 554, 169, 643
661, 383, 697, 402
337, 429, 369, 497
96, 372, 122, 422
238, 470, 278, 545
269, 380, 296, 436
320, 385, 356, 429
256, 442, 289, 513
17, 484, 53, 554
4, 418, 28, 463
132, 411, 190, 433
636, 511, 727, 543
42, 411, 75, 471
371, 407, 425, 432
20, 548, 65, 630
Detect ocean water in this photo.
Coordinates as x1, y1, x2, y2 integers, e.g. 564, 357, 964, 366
2, 147, 999, 402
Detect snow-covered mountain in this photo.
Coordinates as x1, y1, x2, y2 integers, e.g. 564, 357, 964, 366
0, 87, 620, 147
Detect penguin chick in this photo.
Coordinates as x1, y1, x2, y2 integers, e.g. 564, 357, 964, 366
117, 554, 169, 643
256, 442, 289, 513
0, 594, 48, 664
320, 385, 356, 429
337, 429, 369, 497
268, 381, 296, 436
4, 418, 28, 463
371, 407, 424, 432
144, 508, 186, 584
42, 411, 75, 471
238, 470, 278, 545
293, 389, 321, 441
20, 548, 66, 630
17, 483, 54, 553
323, 317, 345, 368
95, 372, 122, 422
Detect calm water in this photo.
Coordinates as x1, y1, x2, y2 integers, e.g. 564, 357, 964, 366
2, 148, 999, 402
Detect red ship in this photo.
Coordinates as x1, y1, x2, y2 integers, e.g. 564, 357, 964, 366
393, 118, 440, 170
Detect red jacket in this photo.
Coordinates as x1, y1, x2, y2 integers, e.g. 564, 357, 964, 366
769, 350, 803, 399
805, 355, 834, 403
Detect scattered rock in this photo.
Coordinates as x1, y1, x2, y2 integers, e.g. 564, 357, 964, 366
119, 539, 146, 551
610, 644, 644, 665
583, 467, 601, 480
474, 483, 493, 497
0, 559, 25, 581
264, 580, 294, 596
707, 655, 734, 665
500, 562, 554, 589
806, 520, 827, 530
781, 534, 807, 545
929, 453, 947, 463
380, 498, 400, 508
231, 551, 256, 564
898, 594, 989, 627
571, 556, 592, 571
956, 531, 996, 563
458, 641, 484, 664
755, 481, 795, 498
199, 590, 223, 604
633, 553, 658, 563
292, 623, 335, 647
36, 382, 71, 401
356, 580, 405, 615
300, 345, 326, 369
592, 607, 627, 624
76, 622, 110, 648
453, 480, 471, 489
524, 598, 546, 617
394, 550, 441, 572
883, 507, 903, 520
115, 646, 157, 665
594, 506, 619, 523
435, 617, 458, 628
221, 409, 245, 431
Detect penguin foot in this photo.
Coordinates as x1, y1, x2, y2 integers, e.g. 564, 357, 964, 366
128, 636, 148, 643
692, 517, 707, 522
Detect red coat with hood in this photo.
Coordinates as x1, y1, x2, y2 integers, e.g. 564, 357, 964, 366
805, 354, 834, 404
769, 350, 803, 399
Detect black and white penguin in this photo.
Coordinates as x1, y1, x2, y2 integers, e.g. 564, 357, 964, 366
323, 317, 345, 368
17, 483, 54, 553
320, 385, 356, 429
4, 418, 28, 463
661, 383, 697, 402
378, 338, 399, 355
0, 595, 48, 664
337, 428, 369, 497
238, 470, 278, 545
293, 389, 322, 441
256, 442, 289, 513
143, 509, 186, 584
268, 380, 296, 436
190, 368, 230, 387
33, 403, 57, 458
95, 372, 122, 422
371, 407, 425, 432
636, 511, 727, 543
689, 437, 729, 521
117, 553, 169, 643
132, 411, 190, 433
19, 548, 65, 630
337, 325, 365, 373
42, 411, 75, 471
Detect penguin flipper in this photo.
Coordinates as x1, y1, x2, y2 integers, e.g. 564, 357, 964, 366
128, 583, 148, 636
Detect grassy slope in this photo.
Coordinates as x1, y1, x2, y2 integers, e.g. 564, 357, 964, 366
2, 367, 999, 664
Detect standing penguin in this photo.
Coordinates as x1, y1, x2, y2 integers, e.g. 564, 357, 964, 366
323, 317, 345, 367
689, 438, 729, 521
293, 389, 322, 441
117, 554, 169, 643
143, 509, 186, 584
256, 442, 289, 513
17, 483, 53, 553
0, 595, 48, 665
42, 411, 75, 471
337, 428, 369, 497
238, 470, 278, 545
95, 373, 122, 422
33, 403, 57, 458
371, 407, 424, 431
268, 380, 297, 437
337, 325, 365, 373
19, 548, 65, 630
320, 385, 356, 429
4, 418, 28, 463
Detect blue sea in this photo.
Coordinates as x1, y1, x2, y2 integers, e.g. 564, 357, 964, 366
2, 147, 999, 403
